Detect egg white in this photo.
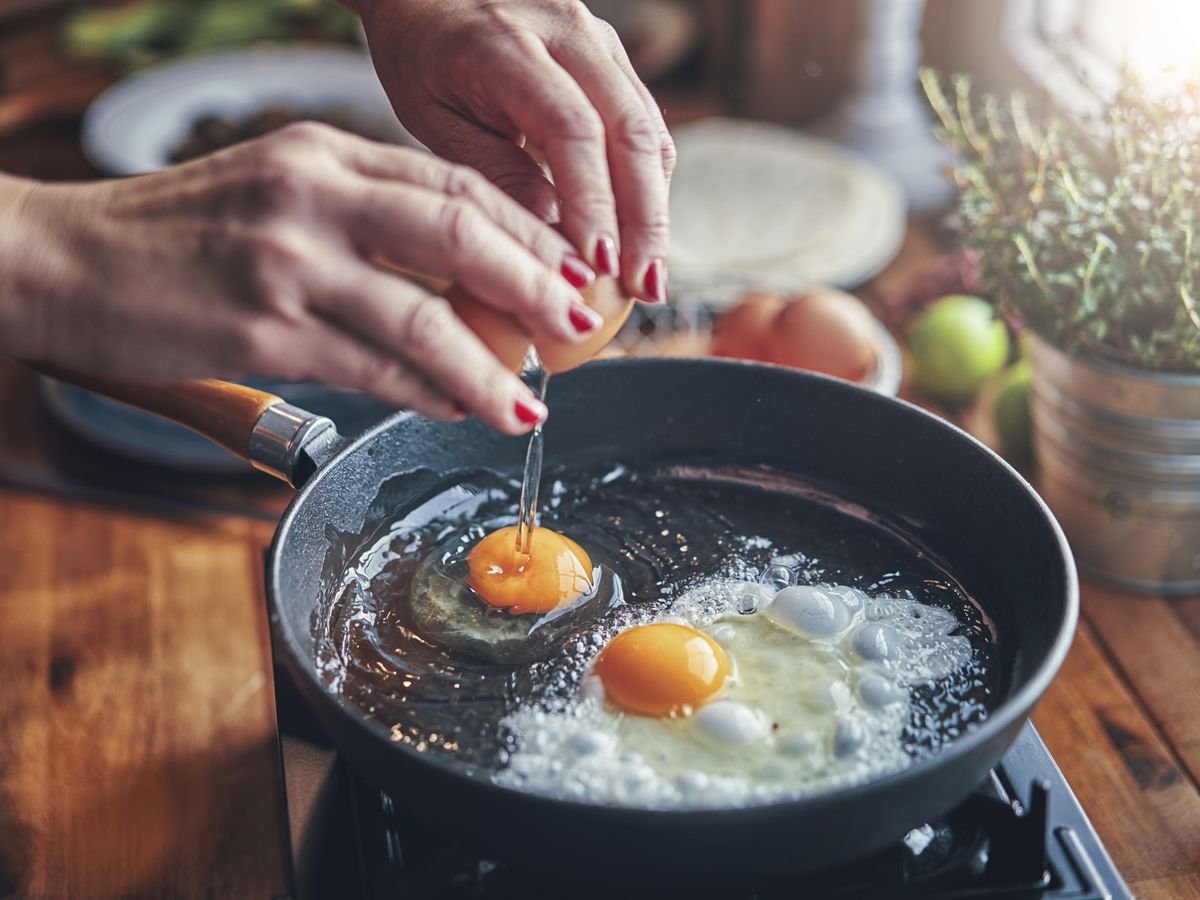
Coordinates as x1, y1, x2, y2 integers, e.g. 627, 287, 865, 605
494, 578, 974, 808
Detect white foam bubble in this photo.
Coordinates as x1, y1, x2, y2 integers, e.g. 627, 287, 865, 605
494, 577, 979, 809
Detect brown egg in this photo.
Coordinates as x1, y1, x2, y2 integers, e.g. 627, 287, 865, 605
763, 288, 877, 383
535, 276, 634, 373
710, 292, 787, 361
445, 275, 634, 375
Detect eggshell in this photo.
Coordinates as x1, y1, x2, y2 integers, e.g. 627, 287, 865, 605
710, 292, 786, 360
763, 288, 877, 382
536, 276, 634, 373
445, 275, 634, 375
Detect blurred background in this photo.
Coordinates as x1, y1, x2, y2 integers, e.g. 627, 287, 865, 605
0, 0, 1195, 491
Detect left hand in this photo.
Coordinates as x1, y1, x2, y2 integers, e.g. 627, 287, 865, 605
355, 0, 675, 304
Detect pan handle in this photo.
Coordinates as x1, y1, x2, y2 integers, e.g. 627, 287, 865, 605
33, 366, 344, 488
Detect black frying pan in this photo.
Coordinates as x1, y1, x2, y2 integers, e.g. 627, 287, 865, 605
51, 358, 1077, 885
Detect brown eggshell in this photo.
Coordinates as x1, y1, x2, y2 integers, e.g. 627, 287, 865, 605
444, 284, 533, 373
535, 275, 634, 373
445, 275, 634, 375
764, 288, 877, 382
710, 292, 787, 361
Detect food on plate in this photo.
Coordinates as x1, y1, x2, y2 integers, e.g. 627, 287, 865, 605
497, 577, 974, 807
711, 288, 878, 383
168, 104, 398, 164
466, 525, 593, 616
906, 294, 1010, 403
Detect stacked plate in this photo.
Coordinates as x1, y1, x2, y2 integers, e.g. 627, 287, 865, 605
667, 119, 906, 308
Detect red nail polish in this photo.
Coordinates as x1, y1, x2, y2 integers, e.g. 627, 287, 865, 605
568, 303, 601, 334
561, 255, 595, 289
594, 235, 618, 277
514, 396, 547, 425
644, 258, 667, 303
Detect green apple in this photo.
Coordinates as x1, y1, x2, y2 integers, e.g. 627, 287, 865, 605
993, 358, 1032, 461
907, 295, 1010, 403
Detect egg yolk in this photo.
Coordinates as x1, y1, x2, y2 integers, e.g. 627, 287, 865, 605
592, 623, 731, 717
466, 525, 593, 616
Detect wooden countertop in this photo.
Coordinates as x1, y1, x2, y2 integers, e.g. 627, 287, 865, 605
1, 17, 1200, 900
4, 345, 1200, 900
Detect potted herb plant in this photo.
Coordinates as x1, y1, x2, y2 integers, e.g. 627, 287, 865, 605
921, 68, 1200, 594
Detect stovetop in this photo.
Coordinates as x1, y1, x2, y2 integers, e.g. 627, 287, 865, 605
273, 678, 1129, 900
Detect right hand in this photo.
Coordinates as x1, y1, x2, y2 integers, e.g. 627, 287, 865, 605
2, 122, 606, 434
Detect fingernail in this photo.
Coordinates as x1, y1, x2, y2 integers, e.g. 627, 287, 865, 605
643, 258, 667, 303
560, 254, 595, 290
514, 395, 548, 426
594, 235, 618, 277
568, 302, 603, 335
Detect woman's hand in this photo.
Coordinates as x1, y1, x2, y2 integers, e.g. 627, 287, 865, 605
1, 123, 607, 434
356, 0, 675, 304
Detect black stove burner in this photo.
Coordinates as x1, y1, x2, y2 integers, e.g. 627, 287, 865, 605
273, 679, 1129, 900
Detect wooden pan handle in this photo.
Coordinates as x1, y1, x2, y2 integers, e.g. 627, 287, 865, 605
34, 365, 285, 459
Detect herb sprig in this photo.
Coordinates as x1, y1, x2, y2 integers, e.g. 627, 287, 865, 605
921, 68, 1200, 371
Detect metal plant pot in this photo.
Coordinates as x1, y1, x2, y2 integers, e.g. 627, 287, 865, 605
1030, 335, 1200, 594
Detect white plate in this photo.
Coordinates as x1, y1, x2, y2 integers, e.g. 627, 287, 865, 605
668, 119, 906, 306
82, 44, 417, 175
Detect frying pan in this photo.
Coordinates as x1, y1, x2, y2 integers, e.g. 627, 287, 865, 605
52, 358, 1077, 885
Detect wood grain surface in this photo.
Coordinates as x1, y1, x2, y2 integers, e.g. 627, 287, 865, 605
2, 7, 1200, 899
0, 491, 283, 899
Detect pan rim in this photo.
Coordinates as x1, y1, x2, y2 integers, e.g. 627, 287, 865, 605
267, 356, 1079, 819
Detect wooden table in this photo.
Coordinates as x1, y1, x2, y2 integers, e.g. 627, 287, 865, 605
2, 16, 1200, 900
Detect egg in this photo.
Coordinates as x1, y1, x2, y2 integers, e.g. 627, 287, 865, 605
591, 623, 731, 717
764, 288, 878, 382
445, 275, 634, 374
407, 522, 613, 664
710, 292, 786, 360
495, 578, 975, 808
466, 525, 593, 615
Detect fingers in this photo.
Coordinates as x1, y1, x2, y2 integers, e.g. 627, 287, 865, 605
599, 23, 678, 186
295, 322, 465, 421
327, 126, 566, 253
312, 265, 548, 435
344, 179, 602, 344
547, 19, 672, 303
418, 107, 562, 223
484, 32, 623, 281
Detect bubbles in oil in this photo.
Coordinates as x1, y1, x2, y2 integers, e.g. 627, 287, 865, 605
311, 464, 998, 788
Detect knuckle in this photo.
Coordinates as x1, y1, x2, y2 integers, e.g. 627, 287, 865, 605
401, 296, 457, 354
521, 269, 565, 322
558, 0, 592, 25
243, 148, 311, 212
439, 199, 485, 256
660, 130, 678, 175
355, 354, 408, 391
273, 119, 336, 146
594, 18, 621, 48
634, 208, 672, 245
550, 104, 604, 144
443, 164, 491, 201
240, 228, 309, 318
478, 4, 535, 48
611, 108, 660, 155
